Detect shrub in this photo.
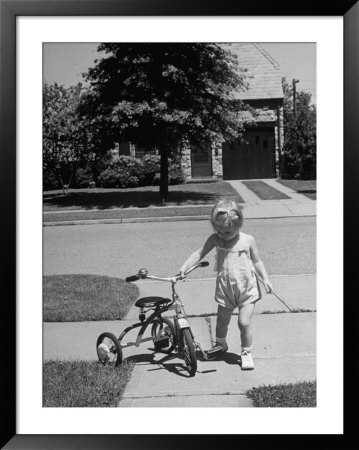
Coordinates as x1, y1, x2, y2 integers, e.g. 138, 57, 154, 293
168, 158, 185, 185
139, 154, 161, 185
93, 153, 185, 188
98, 156, 142, 188
74, 166, 95, 188
97, 168, 116, 188
43, 168, 59, 190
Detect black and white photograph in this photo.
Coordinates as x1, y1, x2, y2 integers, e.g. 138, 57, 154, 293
42, 41, 317, 408
5, 9, 349, 444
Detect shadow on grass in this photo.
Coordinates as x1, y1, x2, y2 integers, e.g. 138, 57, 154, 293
277, 179, 316, 200
43, 189, 241, 210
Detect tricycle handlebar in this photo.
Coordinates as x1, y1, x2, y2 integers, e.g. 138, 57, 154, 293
125, 260, 209, 283
125, 275, 140, 282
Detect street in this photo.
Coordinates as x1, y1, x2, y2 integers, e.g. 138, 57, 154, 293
43, 217, 316, 279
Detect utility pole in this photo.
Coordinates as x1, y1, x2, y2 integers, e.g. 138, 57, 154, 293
292, 79, 299, 118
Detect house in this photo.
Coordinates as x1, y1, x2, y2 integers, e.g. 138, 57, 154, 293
119, 43, 284, 181
181, 43, 284, 181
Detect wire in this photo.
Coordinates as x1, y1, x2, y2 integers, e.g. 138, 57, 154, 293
257, 277, 295, 312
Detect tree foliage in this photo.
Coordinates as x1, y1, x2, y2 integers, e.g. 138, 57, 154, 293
282, 79, 317, 179
83, 43, 254, 198
43, 82, 96, 192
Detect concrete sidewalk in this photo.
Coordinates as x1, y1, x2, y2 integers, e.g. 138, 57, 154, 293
43, 275, 316, 407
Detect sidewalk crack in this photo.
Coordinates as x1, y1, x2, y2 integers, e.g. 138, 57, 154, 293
121, 391, 248, 400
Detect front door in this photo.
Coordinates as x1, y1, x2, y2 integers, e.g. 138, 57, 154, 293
190, 141, 212, 178
222, 128, 276, 180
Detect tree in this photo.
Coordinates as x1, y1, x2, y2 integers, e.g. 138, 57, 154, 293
83, 43, 254, 200
282, 78, 317, 179
43, 82, 96, 193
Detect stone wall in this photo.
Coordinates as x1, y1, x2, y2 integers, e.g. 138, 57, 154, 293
180, 142, 192, 180
211, 140, 223, 179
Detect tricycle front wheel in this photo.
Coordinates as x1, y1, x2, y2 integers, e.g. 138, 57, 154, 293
181, 328, 197, 376
96, 332, 123, 367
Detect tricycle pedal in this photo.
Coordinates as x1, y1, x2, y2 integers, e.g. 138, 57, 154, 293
153, 335, 170, 350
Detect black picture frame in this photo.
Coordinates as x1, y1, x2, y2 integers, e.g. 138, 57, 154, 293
1, 0, 356, 448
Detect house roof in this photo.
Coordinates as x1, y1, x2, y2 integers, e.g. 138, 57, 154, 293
221, 43, 284, 101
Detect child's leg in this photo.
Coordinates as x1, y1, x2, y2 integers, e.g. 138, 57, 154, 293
237, 302, 256, 351
215, 305, 232, 348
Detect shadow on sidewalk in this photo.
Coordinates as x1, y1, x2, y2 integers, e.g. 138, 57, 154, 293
122, 348, 241, 378
207, 351, 241, 366
123, 351, 198, 378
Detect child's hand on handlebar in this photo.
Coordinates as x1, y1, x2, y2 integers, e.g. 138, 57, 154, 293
177, 270, 186, 280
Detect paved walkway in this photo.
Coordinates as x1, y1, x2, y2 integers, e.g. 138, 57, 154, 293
226, 179, 316, 219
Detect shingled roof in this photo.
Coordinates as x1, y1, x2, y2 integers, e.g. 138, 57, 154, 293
221, 43, 284, 100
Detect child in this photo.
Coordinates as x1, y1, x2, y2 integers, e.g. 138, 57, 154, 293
178, 198, 273, 370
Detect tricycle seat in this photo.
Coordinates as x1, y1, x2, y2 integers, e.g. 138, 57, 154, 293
135, 296, 172, 308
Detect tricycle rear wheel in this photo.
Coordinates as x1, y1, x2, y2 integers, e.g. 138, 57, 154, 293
151, 317, 175, 353
96, 332, 123, 367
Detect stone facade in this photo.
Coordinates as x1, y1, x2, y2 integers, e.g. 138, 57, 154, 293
180, 139, 223, 181
180, 143, 192, 180
211, 141, 223, 179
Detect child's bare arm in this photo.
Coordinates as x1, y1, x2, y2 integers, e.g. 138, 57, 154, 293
249, 236, 273, 293
179, 234, 216, 276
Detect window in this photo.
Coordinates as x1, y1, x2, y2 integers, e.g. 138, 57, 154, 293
134, 145, 158, 158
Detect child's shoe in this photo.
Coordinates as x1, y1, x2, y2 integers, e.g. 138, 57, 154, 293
240, 350, 254, 370
206, 342, 228, 359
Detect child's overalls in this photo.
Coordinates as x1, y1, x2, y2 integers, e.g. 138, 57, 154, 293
214, 234, 261, 310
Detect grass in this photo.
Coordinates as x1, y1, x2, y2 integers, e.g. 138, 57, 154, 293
242, 180, 290, 200
43, 360, 134, 407
43, 181, 244, 211
43, 204, 213, 224
43, 274, 139, 322
246, 381, 316, 407
277, 179, 316, 200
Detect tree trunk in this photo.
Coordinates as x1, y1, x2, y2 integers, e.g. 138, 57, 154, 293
57, 164, 74, 195
159, 142, 169, 202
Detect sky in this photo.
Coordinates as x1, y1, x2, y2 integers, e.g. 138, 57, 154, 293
43, 42, 316, 104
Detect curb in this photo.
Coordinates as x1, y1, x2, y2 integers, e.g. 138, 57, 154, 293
43, 215, 210, 226
43, 213, 316, 226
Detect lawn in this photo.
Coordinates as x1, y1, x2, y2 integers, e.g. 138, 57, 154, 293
43, 360, 134, 407
277, 179, 316, 200
246, 381, 316, 407
43, 274, 139, 322
43, 204, 213, 224
43, 181, 244, 211
242, 180, 290, 200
